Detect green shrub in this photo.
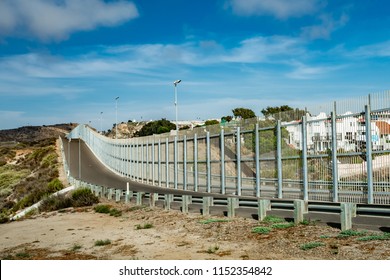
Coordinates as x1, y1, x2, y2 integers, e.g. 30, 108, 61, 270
94, 204, 112, 214
39, 194, 72, 212
109, 208, 122, 217
357, 233, 390, 241
46, 178, 64, 193
300, 242, 325, 251
263, 216, 285, 224
71, 188, 99, 207
271, 222, 294, 229
94, 239, 111, 246
0, 213, 9, 224
135, 223, 153, 230
251, 226, 271, 234
338, 229, 367, 238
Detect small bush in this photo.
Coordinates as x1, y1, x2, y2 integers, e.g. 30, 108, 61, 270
357, 233, 390, 241
71, 244, 82, 251
94, 204, 112, 214
271, 222, 294, 229
300, 242, 325, 251
94, 239, 111, 246
71, 188, 99, 207
251, 226, 271, 234
109, 208, 122, 217
0, 213, 10, 224
46, 178, 64, 193
338, 229, 367, 238
263, 216, 285, 224
39, 194, 72, 212
207, 245, 220, 254
135, 223, 153, 230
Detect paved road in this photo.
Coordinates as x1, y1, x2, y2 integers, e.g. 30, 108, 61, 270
62, 137, 390, 232
62, 137, 228, 198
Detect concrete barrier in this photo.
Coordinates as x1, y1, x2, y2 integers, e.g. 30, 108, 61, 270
136, 192, 145, 206
294, 199, 308, 225
202, 197, 214, 216
227, 197, 239, 218
164, 194, 173, 210
258, 199, 271, 221
182, 195, 192, 214
341, 203, 357, 231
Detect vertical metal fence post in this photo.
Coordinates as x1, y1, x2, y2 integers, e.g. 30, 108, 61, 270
301, 116, 309, 201
194, 133, 198, 192
141, 142, 145, 183
220, 127, 226, 195
146, 141, 149, 184
158, 139, 161, 187
166, 138, 169, 188
136, 139, 139, 181
174, 136, 178, 190
152, 139, 155, 185
365, 104, 374, 204
276, 120, 283, 199
236, 127, 242, 196
183, 135, 187, 191
206, 131, 211, 193
331, 103, 339, 202
255, 123, 260, 198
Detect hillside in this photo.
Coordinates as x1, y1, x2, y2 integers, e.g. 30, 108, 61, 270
0, 123, 76, 223
0, 123, 77, 143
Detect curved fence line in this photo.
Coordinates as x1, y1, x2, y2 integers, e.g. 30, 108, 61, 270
67, 92, 390, 205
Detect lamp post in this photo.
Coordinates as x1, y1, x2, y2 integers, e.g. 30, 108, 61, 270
115, 97, 119, 139
173, 80, 181, 135
100, 111, 103, 133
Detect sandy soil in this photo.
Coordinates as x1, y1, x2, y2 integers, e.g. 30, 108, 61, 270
1, 199, 389, 260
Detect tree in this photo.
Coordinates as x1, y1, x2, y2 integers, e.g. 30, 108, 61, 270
232, 108, 256, 119
221, 115, 233, 123
261, 105, 306, 122
205, 120, 219, 126
135, 119, 176, 137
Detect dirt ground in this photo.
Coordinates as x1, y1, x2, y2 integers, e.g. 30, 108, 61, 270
1, 199, 390, 260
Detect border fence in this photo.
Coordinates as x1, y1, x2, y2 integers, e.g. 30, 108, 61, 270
67, 91, 390, 205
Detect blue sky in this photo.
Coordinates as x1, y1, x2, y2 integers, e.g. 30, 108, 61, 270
0, 0, 390, 130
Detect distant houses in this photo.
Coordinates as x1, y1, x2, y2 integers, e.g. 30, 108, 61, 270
285, 111, 390, 153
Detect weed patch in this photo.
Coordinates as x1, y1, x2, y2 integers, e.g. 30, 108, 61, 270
251, 226, 271, 234
338, 229, 367, 238
300, 242, 325, 251
94, 204, 112, 214
94, 239, 111, 246
357, 233, 390, 241
271, 222, 294, 229
71, 188, 99, 207
135, 223, 153, 230
263, 216, 285, 224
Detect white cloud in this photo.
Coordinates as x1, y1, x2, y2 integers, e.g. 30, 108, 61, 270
227, 0, 323, 19
0, 0, 138, 41
221, 36, 305, 63
301, 13, 349, 40
351, 41, 390, 58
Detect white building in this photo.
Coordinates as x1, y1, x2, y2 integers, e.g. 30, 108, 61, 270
286, 112, 390, 153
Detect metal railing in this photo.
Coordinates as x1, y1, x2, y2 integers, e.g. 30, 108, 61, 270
67, 91, 390, 205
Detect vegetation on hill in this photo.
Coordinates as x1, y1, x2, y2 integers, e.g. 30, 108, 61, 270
135, 119, 176, 137
0, 124, 76, 223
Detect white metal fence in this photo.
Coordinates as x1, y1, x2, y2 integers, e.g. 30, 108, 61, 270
67, 91, 390, 205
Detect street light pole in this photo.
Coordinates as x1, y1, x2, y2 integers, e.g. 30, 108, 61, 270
173, 80, 181, 135
100, 111, 103, 133
115, 97, 119, 139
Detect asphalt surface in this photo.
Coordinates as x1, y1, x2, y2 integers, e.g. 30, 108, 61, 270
62, 137, 390, 232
